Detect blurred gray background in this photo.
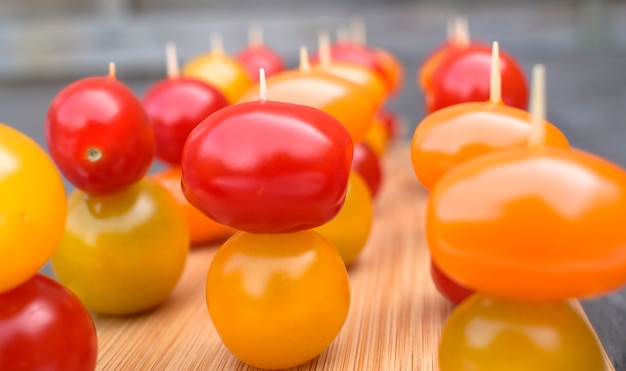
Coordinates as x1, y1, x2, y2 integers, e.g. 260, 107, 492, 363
2, 0, 626, 165
1, 0, 625, 369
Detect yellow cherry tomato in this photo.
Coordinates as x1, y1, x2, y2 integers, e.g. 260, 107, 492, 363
207, 230, 350, 369
51, 178, 189, 315
439, 295, 604, 371
182, 51, 252, 104
314, 171, 373, 266
363, 114, 390, 157
0, 123, 66, 293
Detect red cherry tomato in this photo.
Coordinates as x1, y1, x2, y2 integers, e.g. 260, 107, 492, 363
236, 44, 285, 82
46, 74, 155, 194
181, 100, 353, 234
430, 259, 473, 305
427, 147, 626, 301
439, 295, 604, 371
418, 39, 485, 92
425, 44, 528, 113
352, 142, 382, 198
0, 274, 98, 370
143, 77, 228, 165
411, 101, 570, 191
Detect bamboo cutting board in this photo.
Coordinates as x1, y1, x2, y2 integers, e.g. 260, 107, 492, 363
93, 143, 614, 371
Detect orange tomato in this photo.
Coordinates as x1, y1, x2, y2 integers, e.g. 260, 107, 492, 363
373, 48, 404, 95
411, 101, 569, 191
152, 167, 233, 246
313, 61, 387, 109
427, 147, 626, 301
0, 123, 67, 293
207, 230, 350, 369
238, 68, 378, 145
363, 113, 390, 157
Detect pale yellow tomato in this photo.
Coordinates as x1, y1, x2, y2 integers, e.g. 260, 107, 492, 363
51, 178, 189, 314
0, 123, 66, 293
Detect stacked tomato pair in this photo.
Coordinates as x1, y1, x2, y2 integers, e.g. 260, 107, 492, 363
0, 125, 97, 369
175, 29, 402, 368
180, 72, 353, 369
414, 32, 626, 369
234, 35, 402, 266
45, 65, 189, 315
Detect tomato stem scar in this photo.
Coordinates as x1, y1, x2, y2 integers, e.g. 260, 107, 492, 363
86, 147, 102, 162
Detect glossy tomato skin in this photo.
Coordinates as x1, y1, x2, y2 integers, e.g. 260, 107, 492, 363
143, 77, 228, 165
238, 69, 378, 145
411, 101, 570, 191
46, 75, 155, 194
236, 45, 285, 82
182, 100, 353, 234
430, 260, 473, 305
352, 142, 382, 198
363, 113, 390, 157
439, 295, 604, 371
418, 39, 485, 92
372, 47, 404, 95
0, 274, 98, 370
182, 52, 252, 104
207, 230, 350, 369
0, 124, 67, 293
152, 166, 233, 246
426, 44, 528, 113
313, 42, 401, 93
51, 178, 189, 315
314, 171, 373, 266
313, 61, 387, 108
427, 147, 626, 301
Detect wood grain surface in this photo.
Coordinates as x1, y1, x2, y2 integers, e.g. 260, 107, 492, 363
94, 143, 615, 371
